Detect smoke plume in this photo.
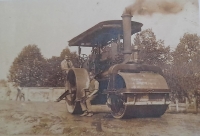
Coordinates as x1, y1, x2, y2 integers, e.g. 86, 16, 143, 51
124, 0, 198, 15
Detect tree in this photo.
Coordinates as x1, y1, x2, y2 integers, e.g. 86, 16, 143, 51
8, 45, 80, 87
41, 47, 79, 87
8, 44, 46, 87
42, 56, 64, 87
171, 33, 200, 98
133, 29, 171, 68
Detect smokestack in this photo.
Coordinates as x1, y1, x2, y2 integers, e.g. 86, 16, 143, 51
121, 13, 132, 63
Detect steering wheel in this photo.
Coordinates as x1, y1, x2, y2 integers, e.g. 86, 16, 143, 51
80, 54, 88, 61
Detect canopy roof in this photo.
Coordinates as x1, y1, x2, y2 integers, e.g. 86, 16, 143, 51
68, 20, 143, 47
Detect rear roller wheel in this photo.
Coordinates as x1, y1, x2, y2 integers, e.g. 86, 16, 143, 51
65, 68, 90, 114
65, 86, 81, 114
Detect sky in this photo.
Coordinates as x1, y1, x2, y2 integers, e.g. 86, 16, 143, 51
0, 0, 199, 79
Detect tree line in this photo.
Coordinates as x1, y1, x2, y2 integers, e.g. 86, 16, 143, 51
7, 29, 200, 99
8, 45, 79, 87
134, 29, 200, 100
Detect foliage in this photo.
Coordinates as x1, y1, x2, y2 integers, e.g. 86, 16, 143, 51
8, 46, 79, 87
42, 56, 64, 87
170, 33, 200, 97
8, 45, 45, 87
133, 29, 171, 68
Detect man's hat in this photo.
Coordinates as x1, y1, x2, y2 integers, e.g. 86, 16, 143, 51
65, 55, 70, 59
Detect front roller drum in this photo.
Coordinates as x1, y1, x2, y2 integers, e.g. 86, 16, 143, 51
111, 104, 169, 119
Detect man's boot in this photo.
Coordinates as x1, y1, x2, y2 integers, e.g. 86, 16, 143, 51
80, 111, 88, 116
87, 112, 93, 117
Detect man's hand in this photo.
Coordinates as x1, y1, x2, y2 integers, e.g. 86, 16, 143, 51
83, 88, 89, 91
88, 90, 98, 98
88, 95, 92, 98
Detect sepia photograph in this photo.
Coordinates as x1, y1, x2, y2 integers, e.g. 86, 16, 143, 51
0, 0, 200, 135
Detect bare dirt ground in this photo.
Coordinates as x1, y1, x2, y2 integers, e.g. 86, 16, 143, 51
0, 100, 200, 136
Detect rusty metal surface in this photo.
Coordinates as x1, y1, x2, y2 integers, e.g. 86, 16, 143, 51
120, 105, 168, 118
108, 64, 163, 75
103, 89, 170, 94
68, 20, 143, 47
105, 64, 164, 89
110, 102, 169, 119
118, 72, 169, 90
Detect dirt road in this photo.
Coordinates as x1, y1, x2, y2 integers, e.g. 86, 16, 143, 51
0, 100, 199, 136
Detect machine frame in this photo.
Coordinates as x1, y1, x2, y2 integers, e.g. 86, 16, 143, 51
57, 13, 171, 118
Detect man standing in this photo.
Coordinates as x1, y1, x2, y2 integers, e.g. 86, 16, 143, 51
80, 72, 99, 117
61, 55, 74, 72
19, 91, 25, 101
16, 84, 22, 101
6, 83, 11, 100
61, 55, 74, 90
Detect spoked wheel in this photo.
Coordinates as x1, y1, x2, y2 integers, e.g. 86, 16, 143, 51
109, 95, 127, 119
65, 84, 81, 114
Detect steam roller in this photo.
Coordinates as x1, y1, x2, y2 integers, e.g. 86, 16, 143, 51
57, 13, 171, 119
